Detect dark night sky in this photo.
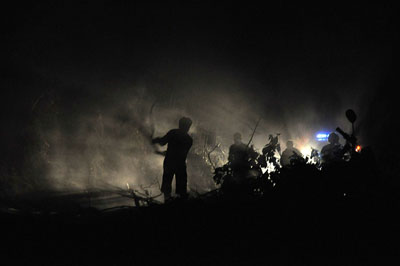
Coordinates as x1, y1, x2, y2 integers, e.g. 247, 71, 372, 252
3, 2, 394, 81
1, 2, 398, 187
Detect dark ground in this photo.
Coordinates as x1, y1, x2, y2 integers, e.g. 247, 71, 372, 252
2, 179, 399, 266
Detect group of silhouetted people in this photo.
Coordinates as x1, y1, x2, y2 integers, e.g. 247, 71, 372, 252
152, 116, 361, 202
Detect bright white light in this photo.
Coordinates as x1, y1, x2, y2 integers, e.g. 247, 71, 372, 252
300, 146, 311, 157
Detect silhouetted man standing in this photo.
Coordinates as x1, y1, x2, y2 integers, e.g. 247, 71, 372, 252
228, 133, 250, 179
152, 117, 193, 201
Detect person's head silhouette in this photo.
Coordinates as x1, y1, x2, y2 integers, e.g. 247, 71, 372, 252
179, 117, 192, 133
286, 140, 294, 149
328, 132, 339, 144
233, 132, 242, 144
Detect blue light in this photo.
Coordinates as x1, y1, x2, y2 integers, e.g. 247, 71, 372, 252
316, 132, 330, 142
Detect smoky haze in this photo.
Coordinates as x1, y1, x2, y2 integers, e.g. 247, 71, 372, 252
0, 2, 396, 196
0, 63, 382, 196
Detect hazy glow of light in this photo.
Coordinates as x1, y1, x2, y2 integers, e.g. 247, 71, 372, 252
300, 146, 312, 157
355, 145, 362, 152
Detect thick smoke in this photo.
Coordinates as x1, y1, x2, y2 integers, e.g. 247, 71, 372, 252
2, 2, 394, 199
2, 62, 377, 199
1, 52, 387, 203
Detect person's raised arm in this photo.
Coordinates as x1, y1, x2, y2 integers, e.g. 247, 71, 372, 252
152, 130, 172, 146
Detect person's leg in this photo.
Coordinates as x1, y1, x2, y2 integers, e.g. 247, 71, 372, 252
161, 162, 175, 200
175, 163, 188, 199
